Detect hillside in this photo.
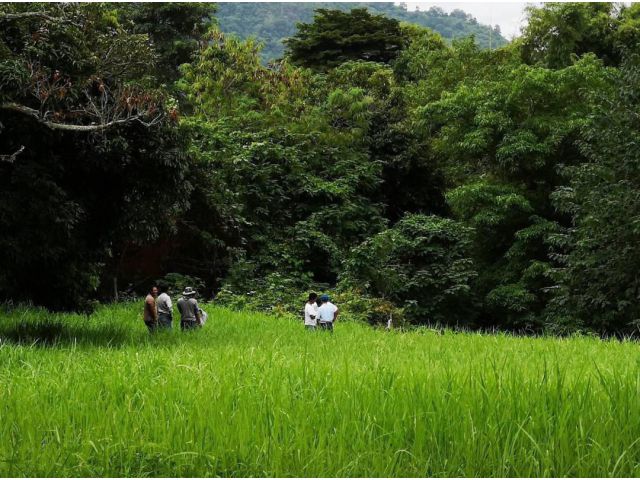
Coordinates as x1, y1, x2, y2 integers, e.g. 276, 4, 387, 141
215, 2, 508, 62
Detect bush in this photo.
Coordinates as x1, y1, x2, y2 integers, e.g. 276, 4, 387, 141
158, 273, 205, 298
342, 213, 477, 326
214, 276, 406, 328
484, 283, 538, 331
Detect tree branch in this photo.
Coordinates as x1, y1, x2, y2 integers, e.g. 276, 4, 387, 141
0, 11, 80, 26
0, 12, 60, 22
0, 145, 25, 163
1, 102, 163, 132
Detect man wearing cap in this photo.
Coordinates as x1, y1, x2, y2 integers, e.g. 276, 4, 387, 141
317, 294, 339, 333
177, 287, 201, 331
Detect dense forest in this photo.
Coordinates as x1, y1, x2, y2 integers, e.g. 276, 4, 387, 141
215, 2, 507, 62
2, 2, 640, 335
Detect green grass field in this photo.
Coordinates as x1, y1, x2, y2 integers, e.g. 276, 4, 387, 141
1, 302, 639, 477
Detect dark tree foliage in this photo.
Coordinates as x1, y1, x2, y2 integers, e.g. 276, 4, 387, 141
549, 54, 640, 334
342, 214, 477, 325
284, 9, 406, 71
0, 116, 191, 309
0, 3, 190, 309
119, 3, 215, 85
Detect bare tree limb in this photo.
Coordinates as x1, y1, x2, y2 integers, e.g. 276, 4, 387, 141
1, 102, 163, 132
0, 145, 25, 163
0, 11, 80, 26
0, 12, 58, 22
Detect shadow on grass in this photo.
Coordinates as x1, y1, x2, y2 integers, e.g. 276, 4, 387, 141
0, 317, 132, 348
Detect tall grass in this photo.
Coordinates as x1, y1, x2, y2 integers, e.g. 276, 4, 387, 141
0, 302, 639, 476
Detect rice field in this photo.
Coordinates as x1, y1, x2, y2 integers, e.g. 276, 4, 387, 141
0, 302, 640, 477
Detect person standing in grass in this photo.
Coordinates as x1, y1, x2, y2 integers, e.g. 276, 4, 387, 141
317, 294, 339, 333
143, 285, 159, 332
177, 287, 201, 331
304, 292, 319, 330
156, 283, 173, 329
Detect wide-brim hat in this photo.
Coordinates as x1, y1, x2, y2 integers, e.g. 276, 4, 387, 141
182, 287, 196, 296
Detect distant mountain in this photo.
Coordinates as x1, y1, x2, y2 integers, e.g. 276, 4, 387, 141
215, 2, 508, 63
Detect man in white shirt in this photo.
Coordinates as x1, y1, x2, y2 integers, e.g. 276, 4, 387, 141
317, 294, 339, 333
304, 292, 319, 330
156, 283, 173, 329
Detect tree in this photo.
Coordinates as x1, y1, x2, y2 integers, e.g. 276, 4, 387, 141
447, 181, 557, 330
0, 4, 171, 132
176, 28, 387, 289
0, 3, 190, 309
549, 54, 640, 334
519, 3, 620, 69
119, 3, 215, 86
284, 8, 406, 71
342, 214, 477, 325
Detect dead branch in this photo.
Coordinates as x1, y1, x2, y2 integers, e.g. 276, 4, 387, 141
0, 11, 81, 26
1, 102, 163, 132
0, 145, 25, 163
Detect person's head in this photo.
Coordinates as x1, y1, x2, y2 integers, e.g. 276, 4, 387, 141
182, 286, 197, 298
150, 286, 158, 297
308, 292, 317, 303
158, 282, 169, 294
319, 294, 330, 304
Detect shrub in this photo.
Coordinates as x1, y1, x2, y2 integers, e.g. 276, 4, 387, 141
342, 213, 477, 326
158, 273, 205, 298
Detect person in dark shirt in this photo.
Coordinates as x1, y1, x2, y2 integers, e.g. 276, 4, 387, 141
143, 286, 158, 332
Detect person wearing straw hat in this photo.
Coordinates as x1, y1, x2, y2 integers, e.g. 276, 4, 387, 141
177, 286, 201, 331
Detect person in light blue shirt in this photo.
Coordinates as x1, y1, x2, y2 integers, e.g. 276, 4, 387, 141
317, 294, 339, 333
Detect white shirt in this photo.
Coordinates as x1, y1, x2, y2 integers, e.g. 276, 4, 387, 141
304, 302, 318, 326
317, 302, 338, 323
156, 293, 173, 315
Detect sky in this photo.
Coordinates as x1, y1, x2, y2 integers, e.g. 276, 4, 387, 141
403, 2, 536, 40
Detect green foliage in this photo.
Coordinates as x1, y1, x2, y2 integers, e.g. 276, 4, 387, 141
343, 214, 477, 325
419, 55, 610, 187
158, 273, 205, 297
177, 28, 387, 287
548, 54, 640, 334
519, 3, 620, 69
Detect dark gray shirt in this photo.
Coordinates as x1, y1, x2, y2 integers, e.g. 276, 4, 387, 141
177, 297, 199, 322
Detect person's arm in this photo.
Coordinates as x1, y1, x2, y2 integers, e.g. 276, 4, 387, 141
146, 297, 158, 322
167, 296, 173, 311
194, 300, 201, 324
